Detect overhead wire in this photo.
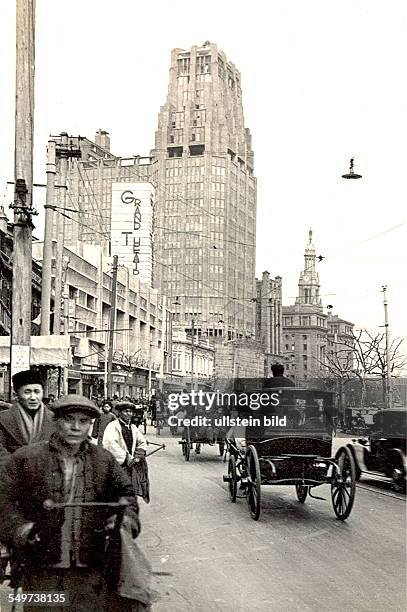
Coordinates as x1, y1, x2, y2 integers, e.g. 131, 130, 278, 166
61, 156, 405, 337
74, 159, 106, 237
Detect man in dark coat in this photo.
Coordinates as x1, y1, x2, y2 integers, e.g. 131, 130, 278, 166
91, 399, 116, 444
0, 394, 149, 612
0, 369, 55, 472
264, 363, 296, 388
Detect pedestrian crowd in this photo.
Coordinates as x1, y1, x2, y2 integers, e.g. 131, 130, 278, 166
0, 369, 155, 611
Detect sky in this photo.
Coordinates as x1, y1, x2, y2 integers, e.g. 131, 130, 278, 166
0, 0, 406, 342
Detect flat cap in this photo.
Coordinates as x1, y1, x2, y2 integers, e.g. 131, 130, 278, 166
12, 369, 43, 392
52, 394, 101, 418
115, 401, 136, 412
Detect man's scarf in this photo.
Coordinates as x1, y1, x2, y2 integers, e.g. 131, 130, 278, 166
16, 401, 45, 443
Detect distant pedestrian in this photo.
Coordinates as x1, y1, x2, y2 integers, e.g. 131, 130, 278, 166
91, 400, 116, 444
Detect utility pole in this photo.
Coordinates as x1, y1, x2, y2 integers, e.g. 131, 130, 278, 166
107, 255, 118, 397
191, 318, 195, 391
53, 134, 68, 334
40, 140, 56, 334
51, 134, 81, 334
104, 323, 108, 399
62, 255, 70, 336
148, 346, 152, 400
10, 0, 36, 380
382, 286, 393, 409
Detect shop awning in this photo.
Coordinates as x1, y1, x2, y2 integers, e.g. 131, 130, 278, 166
0, 335, 72, 367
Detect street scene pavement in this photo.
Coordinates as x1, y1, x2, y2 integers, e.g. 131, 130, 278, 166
1, 424, 405, 612
140, 428, 406, 612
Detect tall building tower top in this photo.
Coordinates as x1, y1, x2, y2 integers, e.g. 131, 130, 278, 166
152, 43, 257, 339
153, 42, 254, 170
296, 229, 321, 307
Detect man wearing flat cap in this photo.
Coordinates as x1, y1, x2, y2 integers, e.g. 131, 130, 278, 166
0, 394, 150, 611
0, 369, 55, 472
103, 401, 150, 503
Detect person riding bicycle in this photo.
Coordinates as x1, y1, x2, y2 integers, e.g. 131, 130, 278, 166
0, 395, 149, 611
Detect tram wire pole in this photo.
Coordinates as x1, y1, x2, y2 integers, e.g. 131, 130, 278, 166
107, 255, 118, 398
51, 134, 81, 335
10, 0, 36, 387
382, 285, 393, 409
52, 134, 68, 335
40, 140, 56, 334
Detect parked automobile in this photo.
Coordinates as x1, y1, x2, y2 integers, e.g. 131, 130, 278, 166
347, 407, 406, 492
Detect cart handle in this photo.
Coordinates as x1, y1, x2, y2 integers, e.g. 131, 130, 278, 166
146, 444, 165, 457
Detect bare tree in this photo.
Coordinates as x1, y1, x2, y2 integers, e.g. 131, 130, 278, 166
333, 330, 406, 409
319, 344, 355, 421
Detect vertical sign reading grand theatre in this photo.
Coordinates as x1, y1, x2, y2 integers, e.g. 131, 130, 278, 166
111, 182, 154, 286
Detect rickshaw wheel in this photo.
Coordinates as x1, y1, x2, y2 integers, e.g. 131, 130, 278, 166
218, 441, 225, 457
295, 484, 309, 503
228, 455, 238, 502
246, 445, 261, 521
331, 446, 356, 520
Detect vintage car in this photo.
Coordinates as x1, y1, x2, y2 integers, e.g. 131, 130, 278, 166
347, 408, 406, 492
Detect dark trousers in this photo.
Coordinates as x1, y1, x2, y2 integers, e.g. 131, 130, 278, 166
22, 567, 151, 612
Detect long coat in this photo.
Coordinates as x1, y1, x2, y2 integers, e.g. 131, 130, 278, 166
102, 420, 147, 465
103, 421, 150, 503
0, 404, 55, 472
0, 434, 140, 569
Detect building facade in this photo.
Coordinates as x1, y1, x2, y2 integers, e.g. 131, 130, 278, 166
32, 240, 171, 399
167, 328, 214, 390
214, 339, 265, 379
0, 207, 71, 399
152, 42, 257, 340
326, 313, 354, 372
282, 230, 354, 383
254, 271, 283, 374
52, 131, 154, 251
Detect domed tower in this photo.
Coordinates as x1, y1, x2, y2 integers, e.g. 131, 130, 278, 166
296, 229, 322, 308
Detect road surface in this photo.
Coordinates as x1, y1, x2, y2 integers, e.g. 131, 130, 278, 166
141, 429, 406, 612
1, 428, 405, 612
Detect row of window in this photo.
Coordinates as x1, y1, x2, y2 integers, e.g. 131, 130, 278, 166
283, 315, 327, 327
172, 352, 212, 374
177, 55, 211, 76
169, 129, 205, 144
167, 145, 205, 158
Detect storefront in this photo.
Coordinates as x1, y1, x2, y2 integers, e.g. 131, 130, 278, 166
0, 335, 71, 400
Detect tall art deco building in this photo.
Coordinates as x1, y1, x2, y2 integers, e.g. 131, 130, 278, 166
152, 42, 257, 339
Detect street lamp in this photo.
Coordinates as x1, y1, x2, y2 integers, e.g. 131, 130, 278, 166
341, 158, 362, 179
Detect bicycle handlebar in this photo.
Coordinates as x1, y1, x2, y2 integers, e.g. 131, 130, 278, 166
43, 499, 130, 510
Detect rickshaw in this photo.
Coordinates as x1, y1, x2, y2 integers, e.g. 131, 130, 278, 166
223, 387, 357, 521
348, 407, 406, 492
179, 403, 227, 461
